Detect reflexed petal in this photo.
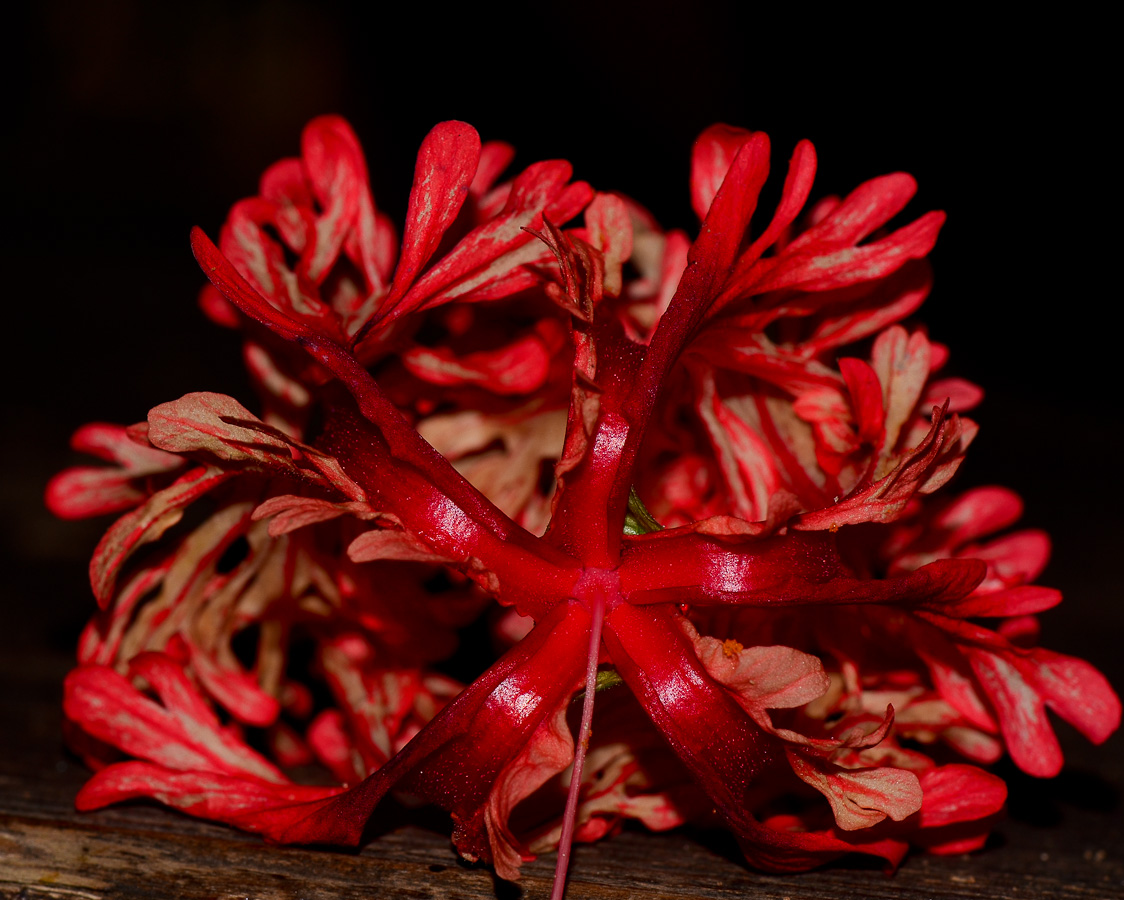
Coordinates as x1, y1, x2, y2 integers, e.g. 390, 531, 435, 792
620, 528, 984, 609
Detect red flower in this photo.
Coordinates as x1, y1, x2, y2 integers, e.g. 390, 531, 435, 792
55, 117, 1120, 898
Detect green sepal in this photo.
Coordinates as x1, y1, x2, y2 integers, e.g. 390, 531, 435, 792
623, 487, 663, 535
574, 667, 625, 702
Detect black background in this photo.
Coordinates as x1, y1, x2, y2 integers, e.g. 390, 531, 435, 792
5, 3, 1119, 743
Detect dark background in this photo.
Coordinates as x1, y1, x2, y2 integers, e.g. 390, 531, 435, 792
5, 0, 1119, 776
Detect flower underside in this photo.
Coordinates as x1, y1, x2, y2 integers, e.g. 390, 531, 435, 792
51, 116, 1119, 897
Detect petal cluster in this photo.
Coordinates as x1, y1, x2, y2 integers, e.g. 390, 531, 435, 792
50, 116, 1119, 896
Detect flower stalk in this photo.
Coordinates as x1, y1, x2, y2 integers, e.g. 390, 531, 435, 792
551, 579, 607, 900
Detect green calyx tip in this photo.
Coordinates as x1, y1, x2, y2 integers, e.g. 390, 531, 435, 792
595, 668, 624, 692
574, 667, 625, 703
623, 487, 663, 535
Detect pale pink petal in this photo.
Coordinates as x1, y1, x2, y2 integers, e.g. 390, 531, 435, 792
688, 619, 829, 732
871, 327, 930, 452
88, 466, 232, 608
786, 749, 923, 830
347, 529, 454, 564
485, 704, 574, 880
583, 192, 633, 297
251, 494, 386, 536
148, 392, 366, 500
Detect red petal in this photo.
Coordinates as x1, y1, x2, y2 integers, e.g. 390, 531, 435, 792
182, 638, 281, 728
687, 131, 772, 298
925, 377, 984, 412
64, 656, 284, 782
88, 466, 232, 608
300, 116, 370, 286
609, 135, 773, 527
871, 327, 930, 451
46, 424, 183, 520
401, 331, 552, 395
718, 139, 817, 301
804, 264, 932, 354
220, 197, 340, 339
938, 486, 1024, 542
793, 403, 960, 529
75, 762, 342, 834
470, 141, 516, 198
636, 131, 772, 391
47, 467, 149, 520
308, 709, 364, 784
968, 649, 1062, 777
911, 764, 1006, 855
1026, 649, 1121, 746
69, 422, 176, 467
689, 124, 754, 222
382, 121, 481, 307
917, 764, 1006, 829
694, 369, 779, 520
788, 172, 918, 251
583, 192, 634, 298
375, 160, 591, 328
933, 585, 1062, 618
743, 139, 817, 261
839, 357, 885, 445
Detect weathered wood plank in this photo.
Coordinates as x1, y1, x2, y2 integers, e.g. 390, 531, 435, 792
2, 800, 1121, 900
1, 810, 1121, 900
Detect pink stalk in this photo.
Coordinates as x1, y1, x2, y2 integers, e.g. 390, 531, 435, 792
550, 590, 606, 900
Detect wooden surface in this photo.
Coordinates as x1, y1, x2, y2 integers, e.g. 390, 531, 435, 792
2, 562, 1122, 899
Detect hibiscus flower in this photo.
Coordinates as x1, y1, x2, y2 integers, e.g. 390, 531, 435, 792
54, 117, 1119, 900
